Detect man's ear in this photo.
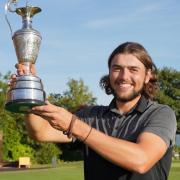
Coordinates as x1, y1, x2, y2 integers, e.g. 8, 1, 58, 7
145, 69, 151, 84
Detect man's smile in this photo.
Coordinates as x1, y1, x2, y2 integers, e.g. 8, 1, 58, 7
115, 81, 133, 90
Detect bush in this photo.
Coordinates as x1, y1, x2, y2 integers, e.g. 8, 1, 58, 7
35, 143, 61, 164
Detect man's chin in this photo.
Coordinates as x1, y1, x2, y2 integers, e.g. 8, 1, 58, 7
114, 92, 141, 103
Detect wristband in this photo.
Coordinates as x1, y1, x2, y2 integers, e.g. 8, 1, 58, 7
83, 127, 92, 143
63, 115, 77, 139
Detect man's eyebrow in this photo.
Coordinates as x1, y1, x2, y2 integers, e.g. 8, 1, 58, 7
128, 66, 141, 69
111, 64, 121, 67
111, 64, 140, 69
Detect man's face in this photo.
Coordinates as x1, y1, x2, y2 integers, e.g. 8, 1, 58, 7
109, 53, 150, 102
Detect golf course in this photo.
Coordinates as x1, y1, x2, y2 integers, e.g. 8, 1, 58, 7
0, 160, 179, 180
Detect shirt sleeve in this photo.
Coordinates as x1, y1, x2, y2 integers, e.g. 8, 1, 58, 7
142, 105, 177, 147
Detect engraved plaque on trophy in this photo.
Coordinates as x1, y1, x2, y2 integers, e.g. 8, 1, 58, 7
5, 0, 46, 113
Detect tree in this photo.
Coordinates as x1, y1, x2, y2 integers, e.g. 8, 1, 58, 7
0, 73, 36, 161
49, 78, 97, 112
155, 67, 180, 133
34, 142, 61, 164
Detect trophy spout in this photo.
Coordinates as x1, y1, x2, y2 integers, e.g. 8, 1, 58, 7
16, 6, 41, 28
16, 6, 41, 18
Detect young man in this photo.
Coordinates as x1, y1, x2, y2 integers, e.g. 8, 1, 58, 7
15, 42, 176, 180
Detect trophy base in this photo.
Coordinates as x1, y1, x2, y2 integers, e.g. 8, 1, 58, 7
5, 75, 46, 113
5, 99, 45, 113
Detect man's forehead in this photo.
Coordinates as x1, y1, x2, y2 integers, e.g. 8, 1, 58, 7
110, 53, 145, 68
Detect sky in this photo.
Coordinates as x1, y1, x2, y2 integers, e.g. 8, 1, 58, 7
0, 0, 180, 105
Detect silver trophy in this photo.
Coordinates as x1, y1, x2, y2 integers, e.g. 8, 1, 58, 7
5, 0, 45, 113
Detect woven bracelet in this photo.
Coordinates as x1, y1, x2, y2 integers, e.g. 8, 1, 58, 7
83, 127, 92, 143
63, 115, 77, 139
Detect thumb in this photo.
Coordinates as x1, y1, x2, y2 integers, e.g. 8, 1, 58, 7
30, 64, 37, 75
45, 99, 51, 105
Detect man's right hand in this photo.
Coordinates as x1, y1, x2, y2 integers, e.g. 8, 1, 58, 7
9, 63, 37, 88
15, 63, 36, 75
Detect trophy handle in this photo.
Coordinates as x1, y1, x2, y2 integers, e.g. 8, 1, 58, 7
5, 0, 30, 37
5, 0, 18, 37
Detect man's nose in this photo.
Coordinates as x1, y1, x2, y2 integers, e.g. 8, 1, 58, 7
118, 68, 130, 79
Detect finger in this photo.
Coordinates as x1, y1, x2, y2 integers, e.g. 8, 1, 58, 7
45, 100, 51, 105
31, 104, 55, 112
23, 68, 29, 75
10, 74, 17, 79
15, 63, 30, 75
15, 64, 24, 75
31, 110, 54, 118
7, 81, 12, 88
15, 63, 22, 69
31, 105, 48, 112
30, 64, 36, 75
8, 74, 16, 88
30, 111, 52, 121
7, 79, 14, 85
17, 69, 24, 75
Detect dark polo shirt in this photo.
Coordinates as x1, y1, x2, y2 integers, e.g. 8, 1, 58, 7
76, 96, 176, 180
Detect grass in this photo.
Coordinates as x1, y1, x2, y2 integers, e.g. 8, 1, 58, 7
0, 161, 83, 180
0, 160, 179, 180
169, 160, 180, 180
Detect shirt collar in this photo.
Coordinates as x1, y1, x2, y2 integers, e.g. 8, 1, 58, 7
109, 95, 149, 115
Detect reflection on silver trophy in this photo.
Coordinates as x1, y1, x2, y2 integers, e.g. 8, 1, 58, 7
5, 0, 46, 113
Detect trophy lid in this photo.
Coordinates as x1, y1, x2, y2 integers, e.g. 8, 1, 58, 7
16, 6, 41, 19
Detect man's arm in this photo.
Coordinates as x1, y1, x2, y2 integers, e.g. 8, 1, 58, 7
72, 118, 167, 174
13, 65, 70, 143
25, 113, 71, 143
30, 103, 168, 174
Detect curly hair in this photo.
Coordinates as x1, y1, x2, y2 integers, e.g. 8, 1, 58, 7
99, 42, 158, 100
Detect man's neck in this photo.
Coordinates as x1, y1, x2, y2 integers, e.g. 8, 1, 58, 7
116, 95, 141, 114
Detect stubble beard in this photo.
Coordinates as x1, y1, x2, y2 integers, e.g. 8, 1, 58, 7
112, 84, 144, 103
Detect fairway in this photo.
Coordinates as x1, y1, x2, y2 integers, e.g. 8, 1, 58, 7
0, 161, 179, 180
0, 162, 83, 180
169, 160, 180, 180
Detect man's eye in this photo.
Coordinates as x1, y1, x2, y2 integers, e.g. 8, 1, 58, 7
113, 67, 121, 72
130, 68, 138, 72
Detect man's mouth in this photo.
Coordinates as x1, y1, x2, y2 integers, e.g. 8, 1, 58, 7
118, 83, 132, 88
114, 81, 134, 92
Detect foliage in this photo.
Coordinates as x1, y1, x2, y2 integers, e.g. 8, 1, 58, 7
173, 145, 180, 154
48, 78, 97, 112
2, 112, 34, 161
155, 67, 180, 132
34, 142, 61, 164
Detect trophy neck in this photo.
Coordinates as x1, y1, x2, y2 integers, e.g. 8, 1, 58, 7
16, 6, 41, 29
22, 18, 32, 29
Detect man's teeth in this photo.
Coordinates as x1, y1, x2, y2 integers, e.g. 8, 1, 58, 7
118, 83, 131, 87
